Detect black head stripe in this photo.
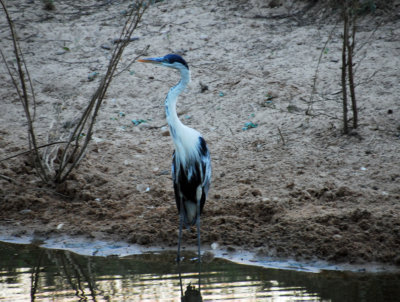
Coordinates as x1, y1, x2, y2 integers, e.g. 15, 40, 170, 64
164, 54, 189, 69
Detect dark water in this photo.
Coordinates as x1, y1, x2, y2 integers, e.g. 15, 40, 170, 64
0, 241, 399, 301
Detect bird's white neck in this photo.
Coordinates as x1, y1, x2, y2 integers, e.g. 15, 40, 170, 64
165, 67, 190, 137
165, 67, 200, 167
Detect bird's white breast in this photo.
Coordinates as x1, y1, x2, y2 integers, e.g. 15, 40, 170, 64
173, 125, 202, 177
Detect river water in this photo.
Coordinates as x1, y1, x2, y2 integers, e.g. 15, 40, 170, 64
0, 240, 399, 301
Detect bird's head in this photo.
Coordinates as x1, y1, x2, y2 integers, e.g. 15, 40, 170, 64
138, 54, 189, 70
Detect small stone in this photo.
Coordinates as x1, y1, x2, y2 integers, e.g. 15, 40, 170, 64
199, 82, 208, 93
101, 44, 111, 50
19, 209, 32, 214
136, 184, 150, 193
199, 34, 209, 40
211, 242, 219, 250
161, 126, 170, 136
333, 234, 342, 240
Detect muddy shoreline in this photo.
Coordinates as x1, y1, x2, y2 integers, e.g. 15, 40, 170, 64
1, 231, 399, 274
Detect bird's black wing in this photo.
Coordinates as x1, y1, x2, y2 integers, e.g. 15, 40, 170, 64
172, 137, 211, 225
198, 136, 211, 200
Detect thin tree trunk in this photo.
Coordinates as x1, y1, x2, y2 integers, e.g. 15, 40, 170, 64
348, 9, 358, 129
341, 1, 349, 134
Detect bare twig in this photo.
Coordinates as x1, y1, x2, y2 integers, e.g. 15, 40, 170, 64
308, 20, 339, 114
0, 141, 69, 162
0, 174, 15, 183
113, 44, 150, 78
277, 127, 286, 145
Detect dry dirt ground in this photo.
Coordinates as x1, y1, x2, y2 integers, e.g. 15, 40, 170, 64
1, 0, 400, 267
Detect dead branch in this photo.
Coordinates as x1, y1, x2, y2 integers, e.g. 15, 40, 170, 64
54, 1, 148, 183
1, 0, 148, 185
0, 0, 48, 181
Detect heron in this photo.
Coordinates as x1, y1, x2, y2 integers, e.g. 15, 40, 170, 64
138, 54, 211, 263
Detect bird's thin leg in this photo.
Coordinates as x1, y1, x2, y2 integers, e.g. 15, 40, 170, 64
178, 259, 183, 296
196, 206, 201, 262
177, 207, 184, 263
196, 198, 202, 290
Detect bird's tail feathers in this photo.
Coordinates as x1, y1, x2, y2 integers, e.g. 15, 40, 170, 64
183, 201, 197, 228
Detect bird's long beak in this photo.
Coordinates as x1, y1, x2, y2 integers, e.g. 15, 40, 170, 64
137, 57, 163, 64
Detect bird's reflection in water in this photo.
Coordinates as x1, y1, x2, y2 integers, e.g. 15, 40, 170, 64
178, 258, 203, 302
181, 283, 203, 302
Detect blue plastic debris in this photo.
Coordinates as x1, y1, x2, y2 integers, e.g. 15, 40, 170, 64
88, 72, 99, 81
242, 122, 258, 131
132, 119, 147, 126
